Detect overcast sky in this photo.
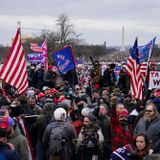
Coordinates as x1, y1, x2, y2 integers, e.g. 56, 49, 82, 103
0, 0, 160, 46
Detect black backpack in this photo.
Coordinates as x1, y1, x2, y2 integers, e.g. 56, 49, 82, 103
48, 122, 66, 155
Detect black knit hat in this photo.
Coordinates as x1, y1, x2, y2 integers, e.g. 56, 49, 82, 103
86, 114, 97, 123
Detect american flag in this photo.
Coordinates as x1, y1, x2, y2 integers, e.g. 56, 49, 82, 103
126, 38, 156, 100
0, 29, 28, 95
30, 43, 43, 52
126, 38, 140, 99
42, 39, 48, 70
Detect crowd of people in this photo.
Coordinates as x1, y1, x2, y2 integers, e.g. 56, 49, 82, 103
0, 57, 160, 160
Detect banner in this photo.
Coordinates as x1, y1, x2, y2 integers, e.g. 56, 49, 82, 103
28, 53, 43, 63
149, 71, 160, 89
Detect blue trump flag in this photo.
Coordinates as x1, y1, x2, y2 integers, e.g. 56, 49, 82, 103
52, 45, 75, 74
138, 37, 156, 63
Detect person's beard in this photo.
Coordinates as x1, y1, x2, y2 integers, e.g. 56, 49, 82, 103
144, 115, 154, 122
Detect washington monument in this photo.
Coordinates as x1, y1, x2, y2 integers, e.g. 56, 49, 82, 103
120, 26, 126, 52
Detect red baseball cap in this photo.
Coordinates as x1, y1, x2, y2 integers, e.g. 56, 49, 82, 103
50, 88, 58, 94
37, 92, 45, 99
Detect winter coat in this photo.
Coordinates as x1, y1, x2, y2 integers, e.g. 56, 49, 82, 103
0, 142, 20, 160
43, 70, 56, 88
42, 121, 77, 160
8, 126, 29, 160
35, 68, 45, 90
103, 68, 116, 87
134, 116, 160, 153
97, 114, 112, 159
28, 69, 37, 88
110, 104, 133, 151
97, 114, 111, 145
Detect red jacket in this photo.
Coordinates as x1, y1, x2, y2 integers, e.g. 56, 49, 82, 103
110, 104, 133, 151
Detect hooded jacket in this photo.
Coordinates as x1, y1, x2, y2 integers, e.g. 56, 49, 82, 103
8, 125, 29, 160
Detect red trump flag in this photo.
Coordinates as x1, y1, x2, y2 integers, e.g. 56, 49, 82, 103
0, 29, 28, 94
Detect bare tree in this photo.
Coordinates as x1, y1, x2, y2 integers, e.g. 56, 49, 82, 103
57, 13, 75, 45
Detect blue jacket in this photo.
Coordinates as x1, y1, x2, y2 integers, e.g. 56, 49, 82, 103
0, 142, 20, 160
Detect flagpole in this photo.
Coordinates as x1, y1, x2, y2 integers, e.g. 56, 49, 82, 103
45, 32, 49, 71
17, 20, 22, 38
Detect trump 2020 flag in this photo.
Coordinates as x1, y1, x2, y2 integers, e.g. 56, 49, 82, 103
138, 37, 156, 63
52, 45, 75, 74
138, 37, 156, 86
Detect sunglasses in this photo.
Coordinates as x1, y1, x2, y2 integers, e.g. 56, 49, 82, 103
145, 110, 153, 113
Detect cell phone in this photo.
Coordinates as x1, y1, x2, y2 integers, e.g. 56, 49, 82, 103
0, 111, 5, 116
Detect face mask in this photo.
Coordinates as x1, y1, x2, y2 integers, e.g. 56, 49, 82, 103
69, 90, 73, 95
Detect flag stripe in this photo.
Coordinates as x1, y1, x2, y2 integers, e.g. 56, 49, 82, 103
16, 68, 27, 89
18, 74, 28, 91
0, 34, 20, 80
18, 78, 28, 94
12, 59, 26, 86
0, 29, 28, 95
6, 45, 23, 83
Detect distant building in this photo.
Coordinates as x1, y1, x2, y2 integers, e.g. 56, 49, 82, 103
11, 34, 32, 44
21, 34, 32, 43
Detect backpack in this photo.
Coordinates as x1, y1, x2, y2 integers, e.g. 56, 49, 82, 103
48, 122, 66, 155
